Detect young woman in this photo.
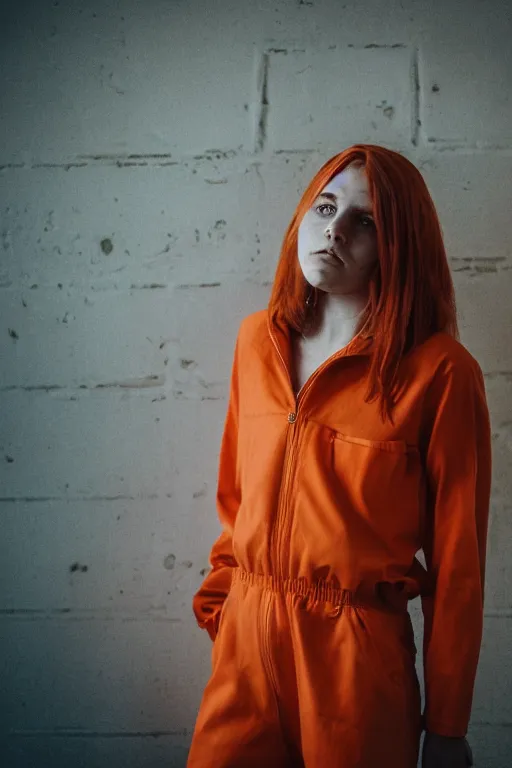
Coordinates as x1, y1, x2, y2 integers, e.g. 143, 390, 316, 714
187, 144, 491, 768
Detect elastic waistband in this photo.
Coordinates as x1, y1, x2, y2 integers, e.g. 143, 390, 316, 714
232, 568, 402, 612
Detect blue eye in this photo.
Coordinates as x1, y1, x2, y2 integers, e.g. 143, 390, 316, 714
315, 204, 336, 216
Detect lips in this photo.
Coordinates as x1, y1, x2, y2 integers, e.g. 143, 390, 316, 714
317, 248, 342, 261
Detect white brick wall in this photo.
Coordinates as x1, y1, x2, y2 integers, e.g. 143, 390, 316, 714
1, 1, 511, 765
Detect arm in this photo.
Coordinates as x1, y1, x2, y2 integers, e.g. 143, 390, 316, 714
192, 331, 242, 641
420, 354, 492, 738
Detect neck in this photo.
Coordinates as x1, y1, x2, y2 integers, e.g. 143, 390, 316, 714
305, 290, 369, 346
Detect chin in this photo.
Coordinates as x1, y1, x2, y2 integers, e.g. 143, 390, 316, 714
304, 277, 326, 292
302, 268, 336, 291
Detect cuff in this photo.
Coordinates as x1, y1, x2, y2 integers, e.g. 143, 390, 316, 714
424, 713, 468, 738
201, 610, 221, 642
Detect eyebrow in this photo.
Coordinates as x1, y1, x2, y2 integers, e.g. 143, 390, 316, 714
316, 192, 373, 214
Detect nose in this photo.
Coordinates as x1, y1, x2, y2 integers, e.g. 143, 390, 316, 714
326, 227, 347, 246
325, 210, 349, 244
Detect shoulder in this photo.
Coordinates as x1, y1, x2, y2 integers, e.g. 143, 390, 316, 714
410, 332, 484, 381
412, 335, 490, 451
237, 309, 269, 345
409, 333, 488, 415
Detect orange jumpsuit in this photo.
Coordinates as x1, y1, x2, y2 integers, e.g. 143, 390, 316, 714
187, 309, 492, 768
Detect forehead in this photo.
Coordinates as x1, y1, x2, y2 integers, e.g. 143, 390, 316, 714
320, 164, 370, 199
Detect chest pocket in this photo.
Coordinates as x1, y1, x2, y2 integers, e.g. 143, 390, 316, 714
329, 431, 422, 542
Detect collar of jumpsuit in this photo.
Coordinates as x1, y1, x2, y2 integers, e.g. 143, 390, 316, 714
190, 304, 491, 748
268, 308, 374, 394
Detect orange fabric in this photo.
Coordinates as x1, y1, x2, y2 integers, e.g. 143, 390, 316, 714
188, 309, 491, 766
188, 569, 421, 768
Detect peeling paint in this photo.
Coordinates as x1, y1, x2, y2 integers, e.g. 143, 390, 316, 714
192, 149, 236, 161
78, 153, 173, 160
176, 282, 221, 289
70, 562, 88, 573
0, 163, 26, 170
451, 256, 509, 276
1, 384, 65, 391
364, 43, 406, 49
94, 375, 164, 389
255, 52, 269, 152
129, 283, 168, 289
411, 48, 420, 146
274, 149, 315, 155
31, 162, 88, 170
100, 238, 114, 255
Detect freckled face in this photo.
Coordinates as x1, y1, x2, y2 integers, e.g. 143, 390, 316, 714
297, 164, 379, 295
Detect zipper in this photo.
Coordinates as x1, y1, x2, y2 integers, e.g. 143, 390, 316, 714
267, 318, 298, 578
267, 315, 361, 578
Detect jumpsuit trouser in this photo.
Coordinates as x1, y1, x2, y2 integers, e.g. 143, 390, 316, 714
187, 568, 422, 768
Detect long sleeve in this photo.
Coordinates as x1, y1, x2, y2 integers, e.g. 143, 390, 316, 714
192, 331, 242, 641
420, 353, 492, 737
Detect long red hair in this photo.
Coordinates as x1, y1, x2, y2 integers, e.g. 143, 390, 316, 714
268, 143, 459, 422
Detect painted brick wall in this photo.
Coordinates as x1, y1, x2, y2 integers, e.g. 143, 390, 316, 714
1, 1, 511, 765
